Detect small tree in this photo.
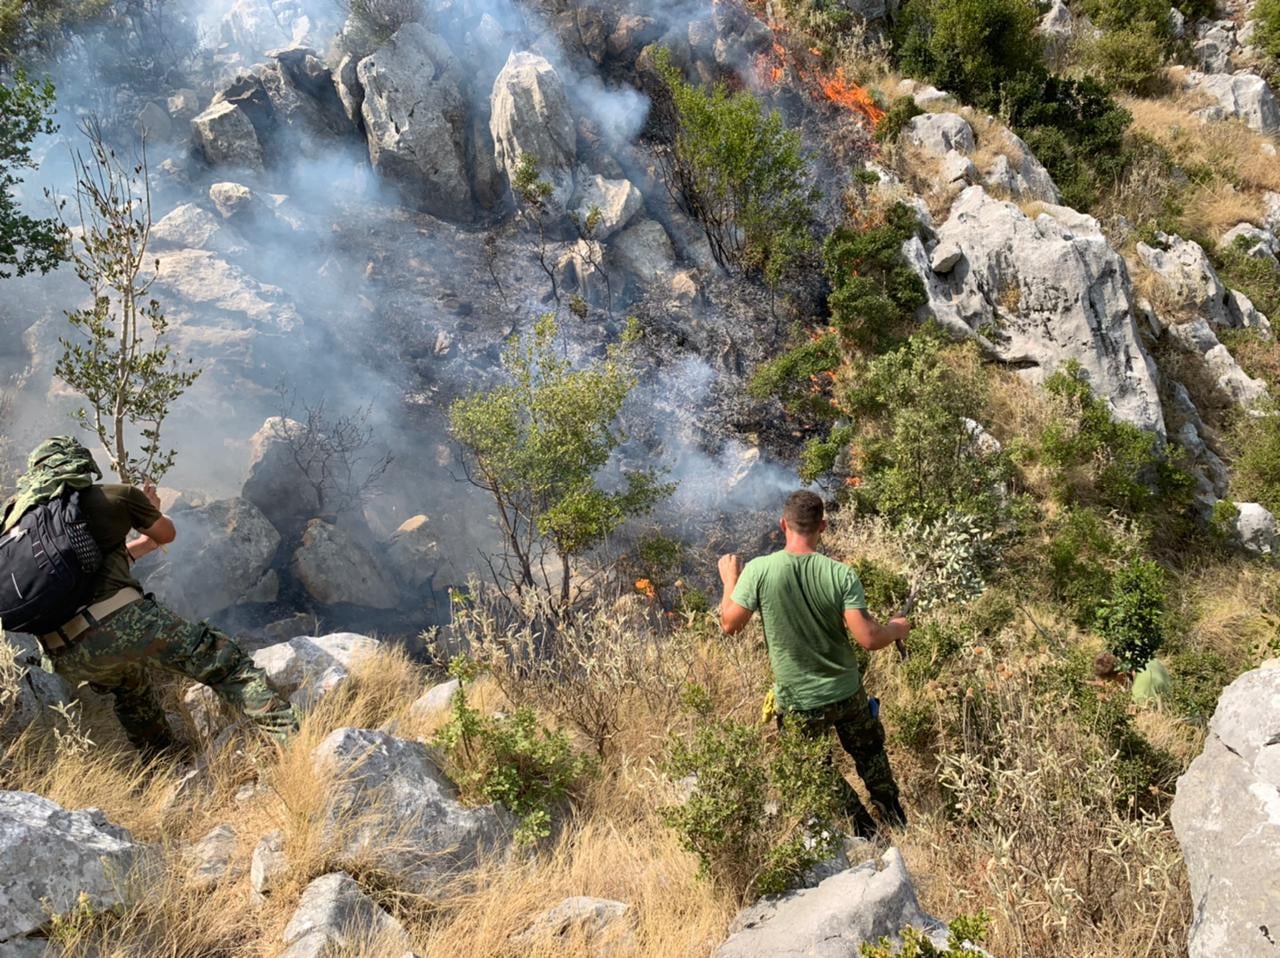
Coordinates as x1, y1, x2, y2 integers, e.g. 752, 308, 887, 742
512, 153, 559, 305
0, 72, 64, 279
54, 122, 200, 483
449, 314, 672, 606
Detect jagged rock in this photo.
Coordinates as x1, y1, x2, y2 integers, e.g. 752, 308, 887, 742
940, 149, 976, 186
385, 515, 440, 591
143, 497, 280, 622
1166, 319, 1268, 408
1194, 21, 1238, 73
1169, 6, 1186, 38
1, 634, 71, 743
514, 897, 634, 950
1234, 502, 1278, 555
150, 249, 301, 340
293, 519, 401, 609
280, 872, 408, 958
260, 51, 350, 141
610, 218, 677, 285
1186, 70, 1280, 136
136, 101, 173, 141
312, 729, 511, 892
1168, 383, 1230, 498
359, 24, 474, 221
609, 14, 661, 59
0, 791, 146, 943
409, 679, 460, 720
152, 203, 245, 256
182, 683, 233, 743
892, 79, 951, 109
222, 0, 289, 53
984, 135, 1059, 204
192, 101, 264, 169
571, 174, 643, 239
906, 186, 1164, 433
251, 829, 287, 903
715, 848, 962, 957
1172, 663, 1280, 956
251, 633, 382, 699
490, 51, 577, 207
209, 181, 264, 222
289, 665, 349, 712
241, 417, 320, 534
1221, 222, 1279, 263
1136, 232, 1271, 332
1265, 192, 1280, 234
1038, 0, 1075, 41
901, 113, 975, 157
167, 89, 200, 122
930, 240, 963, 273
188, 824, 239, 888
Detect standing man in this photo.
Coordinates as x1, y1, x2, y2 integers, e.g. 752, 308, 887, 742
5, 437, 297, 758
718, 490, 910, 839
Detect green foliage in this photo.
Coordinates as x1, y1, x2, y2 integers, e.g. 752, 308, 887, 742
852, 559, 910, 616
799, 425, 854, 483
434, 657, 594, 845
0, 0, 109, 62
1164, 645, 1233, 722
874, 95, 923, 143
1075, 0, 1171, 32
0, 73, 64, 280
1232, 405, 1280, 514
903, 621, 965, 687
656, 48, 817, 288
1039, 362, 1190, 520
660, 699, 847, 898
1081, 20, 1168, 94
55, 125, 199, 483
1046, 508, 1128, 628
1255, 0, 1280, 59
999, 73, 1133, 211
1215, 236, 1280, 324
747, 332, 842, 416
1096, 559, 1167, 669
861, 912, 990, 957
823, 203, 927, 353
449, 314, 671, 604
895, 0, 1042, 106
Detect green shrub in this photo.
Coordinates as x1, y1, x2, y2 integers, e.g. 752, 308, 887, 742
1081, 20, 1168, 94
861, 912, 990, 957
433, 658, 595, 846
823, 202, 928, 353
1074, 0, 1171, 32
1095, 559, 1167, 670
1251, 0, 1280, 58
656, 49, 818, 288
1164, 646, 1233, 722
1232, 406, 1280, 514
0, 0, 109, 61
748, 332, 843, 416
853, 559, 911, 616
799, 424, 855, 482
903, 621, 966, 687
895, 0, 1043, 107
1046, 507, 1128, 628
874, 95, 923, 143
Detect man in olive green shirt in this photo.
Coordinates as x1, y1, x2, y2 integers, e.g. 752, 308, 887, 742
1093, 652, 1173, 705
718, 490, 911, 838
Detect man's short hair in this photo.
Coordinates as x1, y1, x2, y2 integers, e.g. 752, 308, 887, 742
783, 490, 825, 535
1093, 652, 1120, 678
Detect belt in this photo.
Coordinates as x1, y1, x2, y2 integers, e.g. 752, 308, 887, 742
41, 588, 143, 652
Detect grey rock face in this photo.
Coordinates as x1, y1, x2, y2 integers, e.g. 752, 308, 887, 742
514, 896, 633, 950
152, 203, 245, 256
983, 131, 1058, 203
251, 632, 382, 700
1194, 21, 1238, 73
571, 174, 643, 239
188, 824, 239, 888
409, 678, 461, 720
385, 515, 441, 591
0, 791, 145, 943
715, 848, 959, 957
358, 24, 474, 221
1234, 502, 1278, 555
311, 728, 511, 892
1136, 232, 1271, 333
292, 520, 401, 609
1, 635, 71, 744
906, 186, 1164, 434
901, 112, 975, 157
192, 101, 264, 169
241, 417, 320, 535
1166, 319, 1268, 408
490, 51, 578, 207
1187, 70, 1280, 135
610, 218, 677, 286
280, 871, 407, 958
250, 829, 287, 903
1172, 664, 1280, 957
143, 497, 281, 621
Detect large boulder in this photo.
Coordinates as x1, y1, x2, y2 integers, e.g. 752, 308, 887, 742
241, 417, 321, 534
901, 112, 975, 158
514, 896, 634, 950
490, 51, 578, 207
143, 497, 281, 621
0, 792, 146, 945
292, 520, 401, 609
1136, 233, 1271, 333
1234, 502, 1278, 555
260, 50, 351, 141
1172, 663, 1280, 957
192, 101, 264, 170
151, 203, 246, 256
1187, 70, 1280, 136
983, 131, 1058, 204
571, 174, 643, 239
385, 515, 440, 591
715, 848, 961, 957
906, 186, 1164, 434
610, 218, 678, 286
358, 23, 475, 221
1, 634, 71, 743
280, 871, 408, 958
251, 632, 382, 699
1165, 319, 1268, 409
312, 729, 511, 892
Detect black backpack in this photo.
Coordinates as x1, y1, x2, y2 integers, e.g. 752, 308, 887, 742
0, 491, 102, 635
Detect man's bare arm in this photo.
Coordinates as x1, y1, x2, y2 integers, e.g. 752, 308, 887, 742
844, 608, 911, 652
126, 481, 176, 562
718, 553, 754, 634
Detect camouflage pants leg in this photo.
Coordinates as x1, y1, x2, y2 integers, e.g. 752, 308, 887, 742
50, 598, 298, 751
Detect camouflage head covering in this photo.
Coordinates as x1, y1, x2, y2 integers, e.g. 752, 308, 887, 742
2, 436, 102, 532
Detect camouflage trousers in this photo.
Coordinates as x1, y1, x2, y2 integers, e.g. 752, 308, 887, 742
49, 597, 297, 755
781, 685, 907, 838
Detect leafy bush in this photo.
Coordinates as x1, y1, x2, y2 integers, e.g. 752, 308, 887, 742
874, 95, 923, 143
656, 49, 817, 288
1250, 0, 1280, 58
1164, 645, 1233, 723
823, 202, 928, 353
895, 0, 1043, 107
661, 692, 848, 898
747, 332, 842, 416
1232, 405, 1280, 514
0, 73, 64, 280
0, 0, 109, 61
1096, 559, 1167, 669
861, 912, 990, 957
433, 658, 595, 845
853, 559, 911, 616
1046, 507, 1129, 628
1080, 20, 1168, 94
1074, 0, 1171, 32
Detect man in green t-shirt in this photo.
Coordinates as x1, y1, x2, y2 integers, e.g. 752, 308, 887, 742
718, 490, 911, 838
1093, 652, 1172, 705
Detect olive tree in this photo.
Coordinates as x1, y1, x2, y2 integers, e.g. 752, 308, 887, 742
0, 72, 64, 279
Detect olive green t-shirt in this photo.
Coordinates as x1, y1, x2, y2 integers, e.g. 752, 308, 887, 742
1132, 659, 1172, 705
79, 484, 161, 603
730, 550, 867, 711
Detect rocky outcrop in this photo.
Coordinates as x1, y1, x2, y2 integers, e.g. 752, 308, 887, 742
572, 174, 643, 239
192, 101, 264, 169
0, 792, 146, 945
515, 896, 634, 950
610, 218, 678, 286
312, 728, 511, 892
1137, 232, 1272, 333
292, 520, 401, 609
715, 848, 963, 957
409, 679, 460, 720
144, 497, 281, 621
1166, 319, 1268, 408
251, 632, 382, 700
901, 113, 975, 158
1172, 663, 1280, 957
906, 186, 1164, 434
385, 515, 440, 591
1186, 70, 1280, 136
1, 634, 71, 743
1234, 502, 1278, 555
241, 417, 321, 534
280, 871, 408, 958
358, 23, 475, 221
152, 203, 246, 256
490, 51, 578, 207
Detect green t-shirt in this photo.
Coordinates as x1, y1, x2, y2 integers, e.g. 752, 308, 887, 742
80, 484, 162, 603
1132, 659, 1172, 705
730, 550, 867, 711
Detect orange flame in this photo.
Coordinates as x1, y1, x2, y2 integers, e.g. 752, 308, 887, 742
635, 578, 658, 599
818, 67, 885, 126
